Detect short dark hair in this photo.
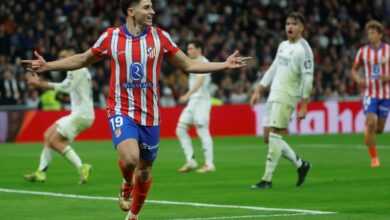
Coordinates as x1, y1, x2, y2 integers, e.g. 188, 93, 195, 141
287, 12, 306, 25
120, 0, 141, 16
365, 20, 384, 34
188, 40, 204, 52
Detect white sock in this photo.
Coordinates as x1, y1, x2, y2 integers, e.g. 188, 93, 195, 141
262, 132, 282, 182
280, 139, 303, 168
176, 123, 194, 162
196, 125, 214, 166
62, 146, 83, 169
38, 145, 53, 171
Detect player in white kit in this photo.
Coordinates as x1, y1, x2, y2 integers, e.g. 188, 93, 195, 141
176, 40, 215, 173
24, 47, 94, 184
250, 12, 314, 189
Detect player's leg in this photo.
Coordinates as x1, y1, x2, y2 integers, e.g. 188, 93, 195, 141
50, 116, 93, 183
117, 138, 140, 212
126, 124, 159, 219
126, 159, 153, 219
195, 124, 215, 173
263, 127, 271, 144
176, 106, 197, 172
362, 97, 381, 167
365, 114, 379, 166
109, 115, 140, 211
24, 123, 57, 182
194, 101, 215, 173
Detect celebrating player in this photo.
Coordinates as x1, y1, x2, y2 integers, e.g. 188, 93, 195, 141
24, 47, 93, 184
350, 20, 390, 167
250, 12, 313, 189
176, 40, 215, 173
22, 0, 250, 219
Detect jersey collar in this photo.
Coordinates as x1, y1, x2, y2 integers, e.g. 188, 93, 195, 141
121, 24, 148, 38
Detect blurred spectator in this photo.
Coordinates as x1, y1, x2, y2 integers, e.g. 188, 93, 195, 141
25, 89, 40, 109
0, 69, 23, 105
1, 0, 389, 108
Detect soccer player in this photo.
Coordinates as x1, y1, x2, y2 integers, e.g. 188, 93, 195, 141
350, 20, 390, 167
250, 12, 313, 189
176, 40, 215, 173
22, 0, 250, 219
24, 47, 94, 184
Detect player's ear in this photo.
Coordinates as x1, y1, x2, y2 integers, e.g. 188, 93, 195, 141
127, 7, 135, 17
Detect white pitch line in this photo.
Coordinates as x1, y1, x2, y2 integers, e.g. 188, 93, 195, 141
0, 188, 336, 216
170, 213, 310, 220
297, 143, 390, 150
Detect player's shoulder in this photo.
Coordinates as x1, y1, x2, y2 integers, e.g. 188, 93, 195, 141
297, 39, 313, 57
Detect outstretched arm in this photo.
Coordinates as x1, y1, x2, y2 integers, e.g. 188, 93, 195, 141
22, 49, 102, 73
168, 50, 251, 73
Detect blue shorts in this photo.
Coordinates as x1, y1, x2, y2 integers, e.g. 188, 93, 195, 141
362, 96, 390, 118
108, 115, 160, 162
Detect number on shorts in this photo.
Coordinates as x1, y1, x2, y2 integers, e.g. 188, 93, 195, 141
110, 116, 124, 130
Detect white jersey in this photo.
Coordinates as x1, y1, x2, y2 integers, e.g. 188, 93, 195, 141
260, 38, 314, 107
188, 56, 211, 99
49, 68, 95, 120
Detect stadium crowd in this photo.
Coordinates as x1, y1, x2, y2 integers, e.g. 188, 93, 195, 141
0, 0, 389, 108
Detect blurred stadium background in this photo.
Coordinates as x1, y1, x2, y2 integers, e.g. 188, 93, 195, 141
1, 0, 390, 220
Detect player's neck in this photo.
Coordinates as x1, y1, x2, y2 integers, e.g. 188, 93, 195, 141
125, 19, 147, 37
370, 41, 382, 50
288, 36, 302, 43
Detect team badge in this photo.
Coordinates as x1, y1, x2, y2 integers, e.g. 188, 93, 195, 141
147, 46, 156, 58
304, 59, 312, 69
115, 128, 122, 138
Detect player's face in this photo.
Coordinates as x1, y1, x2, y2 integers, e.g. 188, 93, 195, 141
186, 44, 201, 59
285, 18, 304, 41
131, 0, 155, 26
367, 28, 382, 45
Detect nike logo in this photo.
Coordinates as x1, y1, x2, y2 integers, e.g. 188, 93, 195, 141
116, 51, 126, 55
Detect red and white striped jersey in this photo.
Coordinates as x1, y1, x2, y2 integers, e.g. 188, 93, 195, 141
354, 43, 390, 99
91, 25, 179, 126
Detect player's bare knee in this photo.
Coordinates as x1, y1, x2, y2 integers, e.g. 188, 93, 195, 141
136, 168, 151, 182
121, 156, 139, 170
366, 120, 376, 132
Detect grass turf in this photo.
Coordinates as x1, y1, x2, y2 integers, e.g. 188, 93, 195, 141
1, 133, 390, 219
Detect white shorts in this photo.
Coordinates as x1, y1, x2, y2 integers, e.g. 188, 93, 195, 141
178, 98, 211, 126
263, 102, 294, 129
55, 115, 94, 142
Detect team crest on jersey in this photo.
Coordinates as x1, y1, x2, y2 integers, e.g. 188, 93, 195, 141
304, 59, 312, 69
147, 46, 156, 58
115, 127, 122, 138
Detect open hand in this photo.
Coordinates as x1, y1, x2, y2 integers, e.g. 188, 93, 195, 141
226, 51, 251, 69
21, 51, 48, 73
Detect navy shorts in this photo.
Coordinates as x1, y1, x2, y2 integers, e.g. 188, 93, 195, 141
362, 96, 390, 118
108, 114, 160, 162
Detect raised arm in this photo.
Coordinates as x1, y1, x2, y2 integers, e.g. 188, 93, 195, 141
22, 49, 102, 73
168, 50, 251, 73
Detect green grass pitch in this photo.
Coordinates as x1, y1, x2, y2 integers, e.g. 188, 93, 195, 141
1, 133, 390, 219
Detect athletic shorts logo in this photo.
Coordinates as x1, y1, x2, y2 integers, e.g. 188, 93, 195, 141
115, 128, 122, 138
130, 62, 144, 81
